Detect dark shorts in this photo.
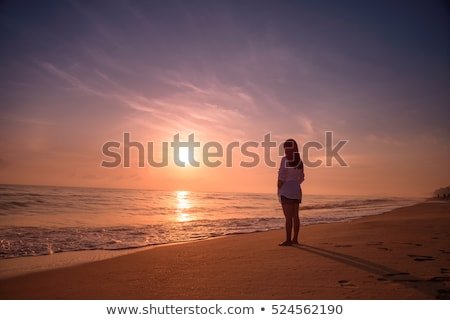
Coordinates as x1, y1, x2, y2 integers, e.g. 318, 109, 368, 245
280, 195, 301, 204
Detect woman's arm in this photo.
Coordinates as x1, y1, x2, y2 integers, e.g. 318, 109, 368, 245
278, 157, 286, 196
299, 168, 305, 184
277, 180, 284, 195
278, 179, 284, 191
278, 157, 287, 179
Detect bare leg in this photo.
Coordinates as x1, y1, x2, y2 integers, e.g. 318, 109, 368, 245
281, 202, 293, 244
292, 202, 300, 244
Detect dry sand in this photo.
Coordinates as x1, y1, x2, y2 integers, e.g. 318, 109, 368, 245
0, 202, 449, 299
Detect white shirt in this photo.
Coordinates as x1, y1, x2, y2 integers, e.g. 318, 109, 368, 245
278, 156, 305, 199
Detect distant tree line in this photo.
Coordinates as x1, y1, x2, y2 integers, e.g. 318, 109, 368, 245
433, 186, 450, 199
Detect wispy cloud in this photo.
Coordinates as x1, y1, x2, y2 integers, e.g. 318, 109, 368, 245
38, 61, 255, 138
40, 62, 107, 98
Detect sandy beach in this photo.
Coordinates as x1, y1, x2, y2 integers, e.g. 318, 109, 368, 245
1, 202, 449, 299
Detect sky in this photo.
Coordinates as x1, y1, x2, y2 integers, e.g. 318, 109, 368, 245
0, 0, 449, 196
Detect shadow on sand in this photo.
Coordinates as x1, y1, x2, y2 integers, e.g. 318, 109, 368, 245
291, 244, 449, 299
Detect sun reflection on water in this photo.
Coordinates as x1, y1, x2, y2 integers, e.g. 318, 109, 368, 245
176, 190, 193, 222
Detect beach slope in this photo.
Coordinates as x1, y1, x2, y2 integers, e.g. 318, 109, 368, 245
1, 202, 449, 299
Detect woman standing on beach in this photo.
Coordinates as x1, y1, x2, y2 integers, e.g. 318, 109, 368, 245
277, 139, 305, 246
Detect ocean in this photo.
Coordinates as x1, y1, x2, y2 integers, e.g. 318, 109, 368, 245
0, 184, 421, 259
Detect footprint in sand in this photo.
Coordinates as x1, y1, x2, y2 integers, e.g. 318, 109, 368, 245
367, 241, 384, 245
377, 247, 392, 251
400, 242, 423, 247
383, 272, 420, 283
384, 272, 410, 276
440, 268, 450, 274
439, 249, 450, 254
428, 276, 450, 282
334, 244, 352, 248
338, 280, 356, 287
408, 255, 435, 262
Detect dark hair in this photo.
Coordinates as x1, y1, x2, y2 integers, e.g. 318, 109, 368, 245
283, 139, 303, 170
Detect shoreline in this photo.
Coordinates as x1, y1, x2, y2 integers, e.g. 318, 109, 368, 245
0, 235, 253, 280
0, 202, 422, 280
1, 201, 449, 299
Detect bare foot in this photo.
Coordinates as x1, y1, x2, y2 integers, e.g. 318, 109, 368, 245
279, 240, 292, 246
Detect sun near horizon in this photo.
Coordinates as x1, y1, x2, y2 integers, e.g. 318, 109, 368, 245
0, 1, 449, 198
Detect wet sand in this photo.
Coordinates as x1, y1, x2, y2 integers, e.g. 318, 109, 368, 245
0, 202, 449, 299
